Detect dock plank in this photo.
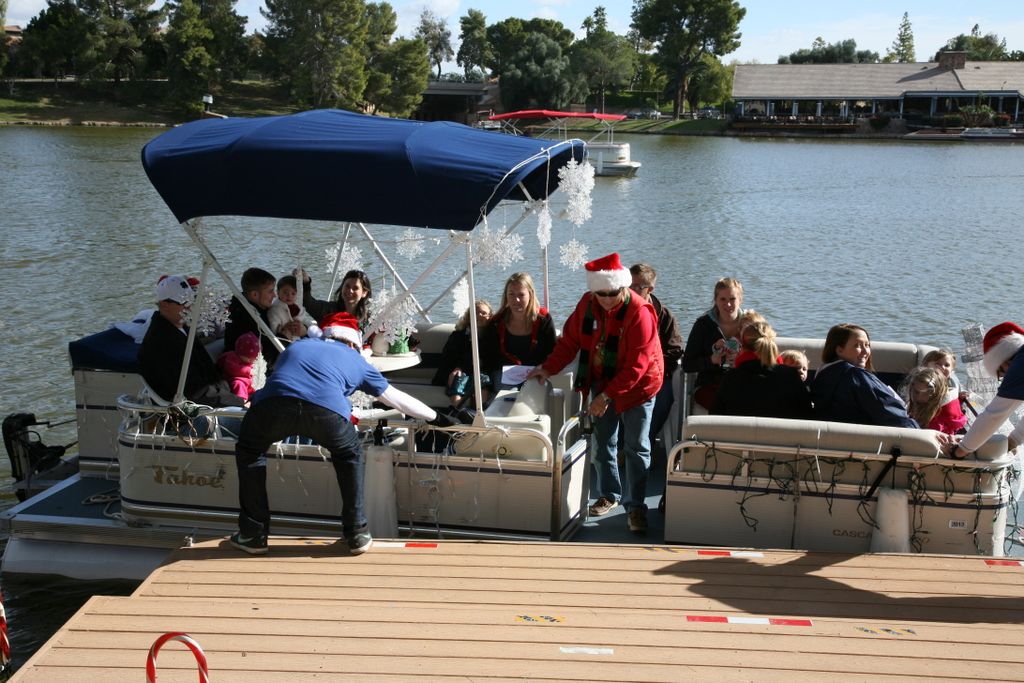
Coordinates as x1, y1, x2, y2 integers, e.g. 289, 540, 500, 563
12, 538, 1024, 682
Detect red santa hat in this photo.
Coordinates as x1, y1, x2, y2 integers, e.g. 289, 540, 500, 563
585, 253, 632, 293
235, 331, 261, 360
982, 321, 1024, 377
312, 312, 363, 347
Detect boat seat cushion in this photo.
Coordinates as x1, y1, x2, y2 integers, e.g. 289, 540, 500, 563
682, 414, 1006, 462
776, 337, 937, 388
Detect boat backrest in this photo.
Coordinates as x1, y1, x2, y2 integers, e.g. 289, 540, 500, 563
451, 379, 562, 462
776, 337, 938, 386
508, 378, 546, 417
677, 414, 1008, 495
680, 337, 940, 423
385, 322, 455, 385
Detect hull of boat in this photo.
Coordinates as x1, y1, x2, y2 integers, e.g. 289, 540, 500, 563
586, 142, 641, 177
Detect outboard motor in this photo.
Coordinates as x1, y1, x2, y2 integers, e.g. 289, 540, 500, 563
2, 413, 77, 501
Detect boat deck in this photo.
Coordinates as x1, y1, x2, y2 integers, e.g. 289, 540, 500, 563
12, 537, 1024, 681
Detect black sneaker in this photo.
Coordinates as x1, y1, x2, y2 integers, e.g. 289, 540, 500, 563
229, 531, 268, 555
347, 531, 373, 555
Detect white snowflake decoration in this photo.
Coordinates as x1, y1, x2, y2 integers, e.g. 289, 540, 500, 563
534, 200, 552, 248
396, 228, 426, 260
324, 242, 364, 276
251, 353, 267, 391
559, 239, 589, 271
472, 225, 524, 269
557, 158, 595, 227
349, 390, 374, 411
369, 286, 419, 344
451, 277, 470, 317
180, 287, 231, 336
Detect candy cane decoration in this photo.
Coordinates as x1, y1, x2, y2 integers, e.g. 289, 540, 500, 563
146, 632, 209, 682
0, 589, 10, 669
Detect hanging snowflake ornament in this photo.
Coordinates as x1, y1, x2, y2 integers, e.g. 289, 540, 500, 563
451, 277, 470, 317
396, 228, 426, 260
324, 242, 364, 276
251, 353, 267, 392
349, 390, 374, 411
559, 238, 589, 271
556, 158, 595, 227
472, 225, 524, 269
369, 286, 419, 344
534, 200, 552, 249
180, 287, 232, 336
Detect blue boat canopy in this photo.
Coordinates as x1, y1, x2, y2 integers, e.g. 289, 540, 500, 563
142, 109, 585, 231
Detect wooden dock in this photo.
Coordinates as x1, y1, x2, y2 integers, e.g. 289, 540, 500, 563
12, 537, 1024, 681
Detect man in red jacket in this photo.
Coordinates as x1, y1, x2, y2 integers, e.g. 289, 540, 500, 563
528, 253, 662, 534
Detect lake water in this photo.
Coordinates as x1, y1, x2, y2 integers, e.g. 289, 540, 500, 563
0, 125, 1022, 671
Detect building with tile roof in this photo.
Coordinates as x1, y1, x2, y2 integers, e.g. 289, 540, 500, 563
732, 53, 1023, 122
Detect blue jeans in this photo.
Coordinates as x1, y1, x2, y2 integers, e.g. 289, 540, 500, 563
592, 393, 654, 512
235, 396, 365, 538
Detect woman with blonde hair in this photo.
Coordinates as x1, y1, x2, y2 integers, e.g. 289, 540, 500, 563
711, 322, 811, 419
682, 277, 745, 411
481, 272, 556, 386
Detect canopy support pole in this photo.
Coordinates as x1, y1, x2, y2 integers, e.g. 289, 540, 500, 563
365, 232, 465, 333
182, 219, 285, 354
421, 204, 533, 316
355, 223, 431, 323
326, 223, 352, 298
173, 257, 211, 404
465, 239, 485, 426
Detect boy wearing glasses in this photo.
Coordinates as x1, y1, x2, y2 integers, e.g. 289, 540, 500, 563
629, 263, 684, 445
527, 253, 662, 534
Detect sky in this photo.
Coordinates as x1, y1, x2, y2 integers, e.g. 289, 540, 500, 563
6, 0, 1024, 66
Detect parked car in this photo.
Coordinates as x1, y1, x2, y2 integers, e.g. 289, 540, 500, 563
698, 107, 721, 119
644, 109, 663, 120
625, 110, 644, 120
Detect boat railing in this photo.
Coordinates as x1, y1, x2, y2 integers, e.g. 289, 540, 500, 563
668, 434, 1015, 474
117, 393, 562, 464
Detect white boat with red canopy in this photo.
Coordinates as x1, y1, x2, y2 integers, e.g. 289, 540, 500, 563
488, 110, 641, 177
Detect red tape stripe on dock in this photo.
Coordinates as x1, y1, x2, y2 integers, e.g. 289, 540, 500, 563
985, 559, 1022, 567
686, 615, 813, 626
696, 550, 764, 558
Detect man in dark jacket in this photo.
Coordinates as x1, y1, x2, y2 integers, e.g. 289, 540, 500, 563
630, 264, 684, 442
138, 275, 244, 408
224, 267, 280, 366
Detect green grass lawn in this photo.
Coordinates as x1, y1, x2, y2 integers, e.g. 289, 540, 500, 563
0, 80, 727, 133
0, 80, 298, 125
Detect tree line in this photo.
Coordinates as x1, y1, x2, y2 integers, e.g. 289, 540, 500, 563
1, 0, 747, 119
6, 2, 1015, 121
778, 14, 1024, 65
